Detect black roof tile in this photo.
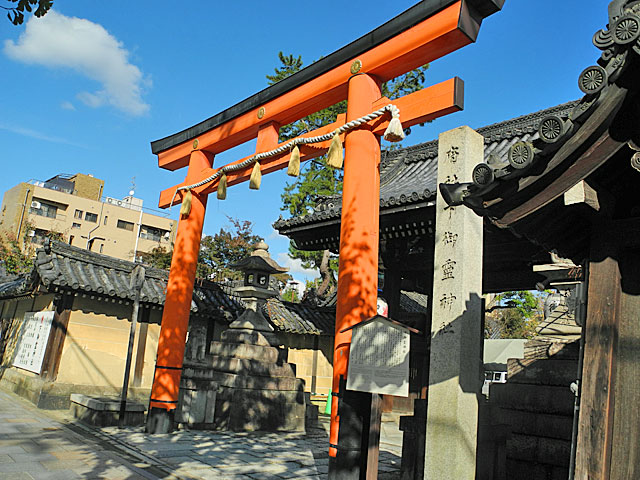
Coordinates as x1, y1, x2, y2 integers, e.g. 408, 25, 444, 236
273, 101, 579, 231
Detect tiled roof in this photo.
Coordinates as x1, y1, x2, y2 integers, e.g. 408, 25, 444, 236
0, 272, 37, 299
0, 241, 432, 336
0, 242, 321, 334
8, 241, 243, 319
263, 299, 335, 335
273, 101, 579, 231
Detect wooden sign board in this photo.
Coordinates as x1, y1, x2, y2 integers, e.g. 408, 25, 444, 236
13, 311, 55, 374
346, 315, 410, 397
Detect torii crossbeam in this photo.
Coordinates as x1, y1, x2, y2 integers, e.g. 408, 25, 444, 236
148, 1, 503, 477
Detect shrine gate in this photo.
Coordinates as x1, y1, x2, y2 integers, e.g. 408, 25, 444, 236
148, 1, 504, 477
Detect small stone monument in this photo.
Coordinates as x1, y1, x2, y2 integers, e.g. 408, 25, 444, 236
205, 242, 309, 431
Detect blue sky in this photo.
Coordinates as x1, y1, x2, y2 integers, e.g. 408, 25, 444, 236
0, 1, 604, 282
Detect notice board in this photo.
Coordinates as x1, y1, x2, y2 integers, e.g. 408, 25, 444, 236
13, 311, 55, 374
346, 317, 410, 396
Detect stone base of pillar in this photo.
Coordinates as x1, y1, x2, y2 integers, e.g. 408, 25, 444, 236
146, 407, 175, 434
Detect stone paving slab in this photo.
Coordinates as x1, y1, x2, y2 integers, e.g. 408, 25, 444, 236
0, 387, 402, 479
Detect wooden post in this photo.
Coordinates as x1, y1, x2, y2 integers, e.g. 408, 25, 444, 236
328, 72, 381, 479
133, 316, 149, 388
575, 228, 620, 480
610, 250, 640, 479
425, 126, 484, 480
119, 265, 145, 428
147, 150, 213, 433
41, 294, 73, 382
366, 393, 383, 480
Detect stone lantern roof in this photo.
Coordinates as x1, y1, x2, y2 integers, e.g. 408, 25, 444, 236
230, 241, 289, 275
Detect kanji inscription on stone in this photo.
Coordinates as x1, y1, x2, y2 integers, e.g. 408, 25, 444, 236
426, 126, 484, 480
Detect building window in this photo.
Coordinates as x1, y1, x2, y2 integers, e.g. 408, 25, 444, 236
99, 243, 104, 253
103, 215, 108, 225
30, 228, 49, 245
72, 222, 81, 229
117, 219, 134, 231
85, 212, 98, 223
29, 200, 58, 219
69, 235, 74, 245
139, 225, 167, 242
74, 209, 83, 219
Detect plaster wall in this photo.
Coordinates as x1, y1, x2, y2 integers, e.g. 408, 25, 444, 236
282, 333, 334, 396
55, 296, 161, 391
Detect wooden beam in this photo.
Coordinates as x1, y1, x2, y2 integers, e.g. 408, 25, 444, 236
158, 78, 462, 208
155, 2, 471, 171
564, 180, 600, 211
575, 228, 620, 479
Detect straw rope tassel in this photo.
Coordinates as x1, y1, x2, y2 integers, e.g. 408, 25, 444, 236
383, 109, 405, 142
179, 189, 192, 216
326, 130, 343, 169
249, 162, 262, 190
217, 172, 227, 200
287, 145, 301, 177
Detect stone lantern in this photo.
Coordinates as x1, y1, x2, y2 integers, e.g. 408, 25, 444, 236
228, 241, 288, 336
202, 241, 308, 432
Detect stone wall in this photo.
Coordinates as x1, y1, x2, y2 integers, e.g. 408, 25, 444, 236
489, 338, 579, 479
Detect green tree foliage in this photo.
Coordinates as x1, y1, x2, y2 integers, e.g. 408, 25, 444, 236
0, 235, 32, 276
485, 290, 544, 339
2, 0, 52, 25
197, 216, 263, 281
139, 246, 173, 270
268, 51, 428, 298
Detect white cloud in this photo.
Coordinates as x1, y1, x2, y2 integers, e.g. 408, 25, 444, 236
276, 252, 319, 281
0, 122, 83, 147
4, 11, 150, 116
60, 100, 75, 110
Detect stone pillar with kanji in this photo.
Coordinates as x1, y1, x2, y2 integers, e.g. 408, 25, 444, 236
425, 126, 484, 479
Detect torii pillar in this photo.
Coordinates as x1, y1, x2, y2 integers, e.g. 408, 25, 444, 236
146, 150, 213, 432
329, 72, 382, 478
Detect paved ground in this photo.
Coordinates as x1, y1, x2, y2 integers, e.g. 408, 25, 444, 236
0, 389, 403, 479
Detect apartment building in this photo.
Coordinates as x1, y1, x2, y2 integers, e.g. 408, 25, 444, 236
0, 173, 176, 261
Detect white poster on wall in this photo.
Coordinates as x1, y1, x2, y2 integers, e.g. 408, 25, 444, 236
13, 311, 55, 374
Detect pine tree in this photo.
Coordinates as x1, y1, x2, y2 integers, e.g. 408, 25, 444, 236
269, 51, 428, 299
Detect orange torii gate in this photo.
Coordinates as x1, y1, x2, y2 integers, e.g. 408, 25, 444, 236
148, 0, 502, 477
